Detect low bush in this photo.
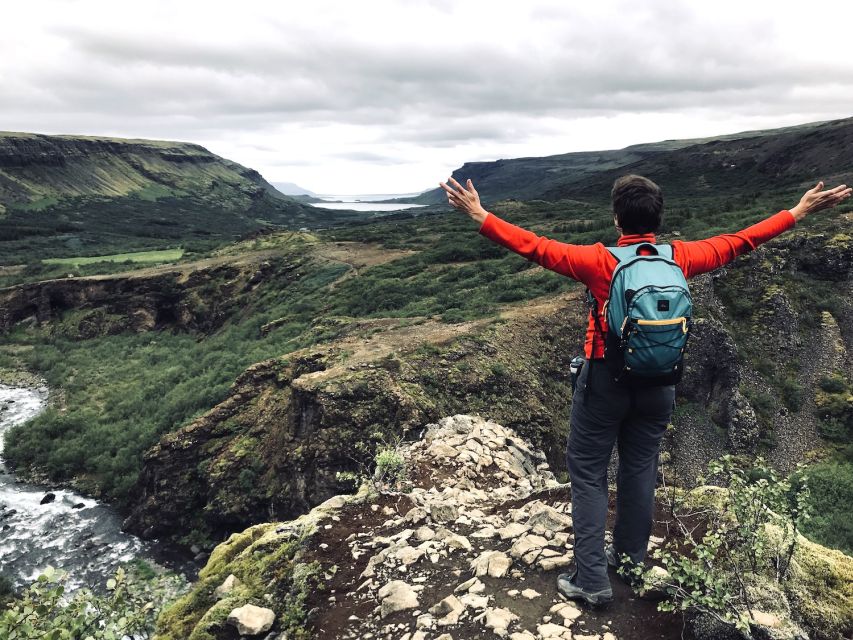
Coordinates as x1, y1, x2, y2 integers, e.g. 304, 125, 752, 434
794, 461, 853, 555
629, 456, 809, 635
0, 565, 184, 640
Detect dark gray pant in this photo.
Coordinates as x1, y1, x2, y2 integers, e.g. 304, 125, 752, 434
567, 360, 675, 591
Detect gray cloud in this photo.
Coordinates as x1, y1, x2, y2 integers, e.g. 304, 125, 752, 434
1, 0, 851, 191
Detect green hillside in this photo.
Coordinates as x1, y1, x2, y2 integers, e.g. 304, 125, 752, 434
1, 116, 852, 563
0, 133, 383, 264
415, 117, 851, 205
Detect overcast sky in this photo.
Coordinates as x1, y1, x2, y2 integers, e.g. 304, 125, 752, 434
2, 1, 852, 194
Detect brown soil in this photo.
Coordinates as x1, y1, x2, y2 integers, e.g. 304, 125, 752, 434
303, 485, 692, 640
312, 241, 416, 272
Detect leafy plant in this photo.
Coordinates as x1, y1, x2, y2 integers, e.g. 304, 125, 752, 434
0, 565, 162, 640
627, 456, 810, 637
372, 442, 408, 492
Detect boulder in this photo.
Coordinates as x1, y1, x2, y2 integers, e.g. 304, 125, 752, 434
214, 574, 241, 600
430, 501, 459, 523
527, 505, 572, 534
484, 607, 518, 637
497, 522, 530, 540
538, 622, 573, 639
470, 550, 512, 578
378, 580, 419, 618
226, 603, 275, 636
429, 594, 465, 625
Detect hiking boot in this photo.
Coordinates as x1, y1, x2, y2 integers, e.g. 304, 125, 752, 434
605, 544, 641, 588
556, 571, 613, 606
605, 543, 619, 569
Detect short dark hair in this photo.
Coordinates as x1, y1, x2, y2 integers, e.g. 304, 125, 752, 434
611, 174, 663, 234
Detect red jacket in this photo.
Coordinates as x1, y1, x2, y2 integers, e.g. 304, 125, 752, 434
478, 210, 796, 359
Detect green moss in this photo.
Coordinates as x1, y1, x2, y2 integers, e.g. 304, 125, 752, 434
155, 510, 333, 639
826, 232, 853, 248
153, 566, 224, 640
200, 524, 277, 581
781, 528, 853, 639
682, 485, 728, 510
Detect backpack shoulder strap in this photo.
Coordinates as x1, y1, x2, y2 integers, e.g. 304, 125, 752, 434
608, 243, 674, 262
606, 245, 640, 263
655, 244, 674, 260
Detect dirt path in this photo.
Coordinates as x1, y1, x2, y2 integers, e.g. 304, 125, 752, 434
303, 416, 685, 640
310, 241, 416, 290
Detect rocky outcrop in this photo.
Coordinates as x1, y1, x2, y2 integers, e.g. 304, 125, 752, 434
154, 415, 852, 640
0, 255, 298, 335
121, 293, 589, 546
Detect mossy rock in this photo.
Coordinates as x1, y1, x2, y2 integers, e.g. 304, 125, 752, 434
682, 484, 728, 510
154, 493, 362, 639
781, 528, 853, 639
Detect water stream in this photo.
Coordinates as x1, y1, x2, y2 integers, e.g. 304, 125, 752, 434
0, 384, 187, 591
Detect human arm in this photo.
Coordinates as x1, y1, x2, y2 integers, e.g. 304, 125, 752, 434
675, 181, 851, 278
439, 176, 603, 282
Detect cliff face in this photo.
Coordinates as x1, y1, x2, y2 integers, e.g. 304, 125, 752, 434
0, 253, 300, 336
121, 296, 586, 545
414, 116, 853, 204
0, 132, 334, 264
548, 116, 853, 201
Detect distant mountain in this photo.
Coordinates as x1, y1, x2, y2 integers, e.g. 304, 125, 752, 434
0, 132, 292, 208
416, 117, 852, 205
0, 133, 360, 263
272, 181, 319, 197
547, 117, 853, 202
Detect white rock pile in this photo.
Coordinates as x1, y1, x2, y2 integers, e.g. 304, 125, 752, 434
331, 415, 626, 640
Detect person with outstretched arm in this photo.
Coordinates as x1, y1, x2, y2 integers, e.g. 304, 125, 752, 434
440, 174, 851, 605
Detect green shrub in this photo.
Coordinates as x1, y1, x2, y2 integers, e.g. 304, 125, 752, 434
814, 372, 853, 443
0, 566, 156, 639
373, 446, 407, 490
779, 378, 805, 412
632, 456, 810, 635
795, 461, 853, 555
819, 374, 848, 394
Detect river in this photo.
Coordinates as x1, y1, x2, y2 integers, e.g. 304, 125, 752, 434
0, 384, 189, 591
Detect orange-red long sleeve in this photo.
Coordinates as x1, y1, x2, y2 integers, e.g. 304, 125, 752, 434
478, 209, 796, 359
477, 212, 609, 287
671, 210, 796, 278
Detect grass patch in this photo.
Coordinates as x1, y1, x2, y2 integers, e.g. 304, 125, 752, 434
795, 461, 853, 556
43, 248, 184, 267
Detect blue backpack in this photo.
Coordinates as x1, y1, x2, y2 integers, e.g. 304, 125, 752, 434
590, 243, 693, 386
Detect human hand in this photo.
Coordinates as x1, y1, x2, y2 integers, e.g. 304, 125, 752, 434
790, 181, 852, 221
439, 177, 489, 225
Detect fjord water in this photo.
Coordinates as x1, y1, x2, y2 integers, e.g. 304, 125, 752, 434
0, 384, 168, 591
310, 193, 425, 211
